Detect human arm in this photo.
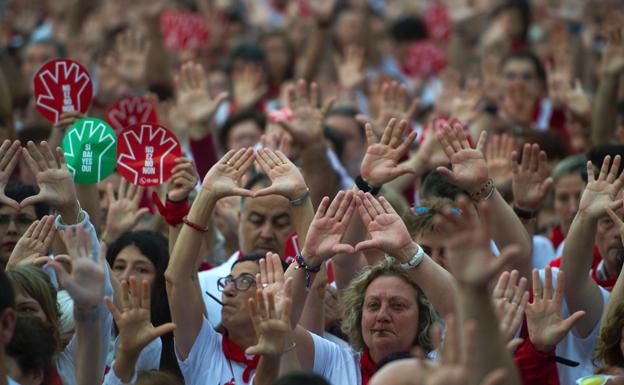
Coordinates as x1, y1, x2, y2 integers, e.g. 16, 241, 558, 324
104, 277, 176, 383
295, 0, 336, 81
164, 148, 255, 359
436, 123, 533, 281
48, 226, 107, 385
0, 140, 21, 211
354, 192, 456, 317
602, 207, 624, 322
491, 270, 528, 350
101, 178, 149, 245
591, 23, 624, 147
436, 195, 522, 385
560, 156, 623, 337
48, 112, 84, 152
511, 143, 554, 238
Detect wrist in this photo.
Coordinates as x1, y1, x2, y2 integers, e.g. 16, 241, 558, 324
59, 200, 81, 225
288, 185, 310, 202
392, 241, 418, 263
300, 248, 321, 266
113, 349, 140, 383
469, 178, 495, 201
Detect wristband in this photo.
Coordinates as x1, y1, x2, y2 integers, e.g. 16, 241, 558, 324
295, 252, 321, 289
513, 206, 537, 220
469, 179, 495, 201
355, 175, 381, 196
288, 188, 310, 207
182, 216, 210, 233
152, 191, 190, 227
399, 245, 425, 270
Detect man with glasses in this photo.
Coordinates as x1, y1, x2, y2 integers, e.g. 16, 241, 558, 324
0, 182, 49, 269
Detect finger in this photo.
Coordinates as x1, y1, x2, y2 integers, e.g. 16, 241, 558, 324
366, 193, 385, 215
529, 144, 540, 172
20, 194, 44, 209
332, 243, 355, 255
232, 148, 254, 169
511, 276, 528, 305
129, 277, 140, 310
333, 190, 353, 220
267, 291, 277, 320
23, 219, 38, 238
389, 120, 407, 148
152, 322, 177, 338
141, 279, 150, 310
444, 124, 463, 152
0, 140, 18, 170
39, 142, 58, 168
396, 130, 417, 156
104, 297, 123, 323
492, 271, 510, 300
544, 265, 553, 300
270, 253, 285, 282
338, 196, 357, 227
354, 239, 381, 252
608, 155, 622, 184
326, 191, 345, 218
476, 130, 487, 154
378, 196, 398, 215
21, 146, 42, 174
365, 123, 376, 147
561, 311, 586, 332
453, 122, 470, 149
314, 196, 330, 219
480, 369, 508, 385
380, 118, 397, 146
355, 194, 373, 225
531, 268, 542, 300
606, 206, 624, 228
435, 129, 456, 160
598, 156, 611, 181
586, 161, 595, 182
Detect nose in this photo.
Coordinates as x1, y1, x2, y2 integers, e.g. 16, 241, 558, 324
568, 197, 580, 216
119, 267, 133, 283
222, 280, 237, 297
375, 303, 391, 323
6, 218, 18, 234
259, 222, 274, 240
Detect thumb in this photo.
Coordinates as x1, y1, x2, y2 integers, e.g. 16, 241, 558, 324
152, 322, 177, 338
245, 345, 262, 356
435, 166, 457, 183
133, 207, 150, 224
354, 239, 380, 253
213, 92, 229, 110
561, 310, 586, 332
253, 186, 279, 198
392, 165, 416, 177
0, 196, 20, 211
20, 194, 44, 209
231, 187, 256, 198
332, 244, 355, 255
47, 260, 70, 287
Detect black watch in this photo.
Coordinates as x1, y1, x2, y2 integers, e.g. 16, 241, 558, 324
355, 175, 381, 196
513, 206, 537, 220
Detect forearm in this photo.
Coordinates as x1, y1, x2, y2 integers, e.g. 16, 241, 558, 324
460, 286, 522, 385
485, 191, 532, 280
252, 355, 281, 385
301, 144, 340, 208
76, 184, 103, 235
591, 74, 619, 147
144, 15, 172, 89
112, 349, 140, 383
298, 289, 325, 335
296, 25, 329, 82
74, 310, 103, 385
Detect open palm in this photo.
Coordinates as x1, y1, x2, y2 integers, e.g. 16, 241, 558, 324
436, 123, 488, 192
202, 148, 255, 199
579, 156, 624, 220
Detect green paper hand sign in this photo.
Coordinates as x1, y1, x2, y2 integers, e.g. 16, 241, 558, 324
62, 117, 117, 184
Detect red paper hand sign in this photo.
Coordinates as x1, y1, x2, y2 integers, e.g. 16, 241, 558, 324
116, 123, 182, 186
34, 59, 93, 123
160, 10, 210, 51
106, 96, 158, 132
403, 41, 448, 77
424, 4, 452, 42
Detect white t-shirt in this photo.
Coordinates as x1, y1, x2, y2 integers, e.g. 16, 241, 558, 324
198, 252, 239, 328
536, 268, 609, 385
7, 377, 20, 385
532, 235, 556, 269
312, 332, 361, 385
176, 317, 256, 385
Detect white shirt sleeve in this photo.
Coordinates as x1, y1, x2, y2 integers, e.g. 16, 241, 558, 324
311, 332, 360, 385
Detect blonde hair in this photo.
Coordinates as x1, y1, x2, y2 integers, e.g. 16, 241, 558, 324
340, 257, 440, 353
406, 197, 454, 238
595, 302, 624, 368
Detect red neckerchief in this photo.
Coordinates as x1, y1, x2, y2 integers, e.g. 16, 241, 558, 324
221, 332, 259, 384
360, 348, 376, 385
549, 225, 565, 250
43, 364, 63, 385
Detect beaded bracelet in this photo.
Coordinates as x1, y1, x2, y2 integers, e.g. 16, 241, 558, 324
182, 216, 210, 233
469, 179, 495, 201
295, 252, 321, 288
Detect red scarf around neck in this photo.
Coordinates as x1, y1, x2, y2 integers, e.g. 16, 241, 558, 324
360, 348, 377, 385
221, 333, 260, 384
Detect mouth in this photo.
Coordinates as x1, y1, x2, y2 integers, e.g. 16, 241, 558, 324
370, 329, 396, 336
2, 242, 16, 250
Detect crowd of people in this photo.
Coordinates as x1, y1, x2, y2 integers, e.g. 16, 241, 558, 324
0, 0, 624, 384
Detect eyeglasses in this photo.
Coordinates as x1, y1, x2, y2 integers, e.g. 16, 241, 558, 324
576, 375, 621, 385
503, 71, 536, 82
217, 274, 256, 292
0, 214, 37, 228
412, 207, 462, 215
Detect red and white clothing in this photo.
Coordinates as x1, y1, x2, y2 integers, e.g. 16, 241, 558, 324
177, 317, 259, 385
311, 332, 363, 384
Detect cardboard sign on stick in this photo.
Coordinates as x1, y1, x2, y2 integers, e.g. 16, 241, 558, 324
34, 59, 93, 123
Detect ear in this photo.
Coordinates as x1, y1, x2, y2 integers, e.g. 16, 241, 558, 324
0, 308, 16, 346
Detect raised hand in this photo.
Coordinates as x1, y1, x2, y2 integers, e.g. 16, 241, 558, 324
21, 141, 78, 222
232, 63, 267, 110
600, 21, 624, 76
202, 148, 256, 199
256, 252, 293, 317
492, 270, 529, 345
436, 122, 489, 194
579, 155, 624, 221
606, 206, 624, 244
105, 277, 176, 356
6, 215, 56, 269
102, 178, 149, 245
280, 79, 334, 145
167, 157, 199, 202
334, 45, 366, 91
246, 286, 292, 356
373, 81, 419, 138
360, 119, 417, 187
0, 140, 21, 210
301, 191, 356, 265
511, 143, 554, 213
485, 134, 514, 188
112, 29, 150, 87
174, 62, 228, 128
354, 192, 414, 261
435, 196, 518, 287
526, 267, 585, 352
254, 148, 308, 201
49, 226, 105, 310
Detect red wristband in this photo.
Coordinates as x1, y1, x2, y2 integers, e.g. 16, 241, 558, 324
152, 191, 190, 227
182, 216, 210, 233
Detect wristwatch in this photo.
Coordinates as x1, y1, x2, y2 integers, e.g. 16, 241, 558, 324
355, 175, 381, 196
400, 245, 425, 270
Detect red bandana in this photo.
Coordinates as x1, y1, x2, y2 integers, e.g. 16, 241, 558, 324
43, 364, 63, 385
221, 333, 260, 384
360, 348, 376, 385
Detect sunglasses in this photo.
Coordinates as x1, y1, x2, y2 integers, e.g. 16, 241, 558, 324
577, 375, 621, 385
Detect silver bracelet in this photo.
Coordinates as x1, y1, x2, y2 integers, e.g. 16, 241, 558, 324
288, 189, 310, 207
399, 245, 425, 270
284, 342, 297, 353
